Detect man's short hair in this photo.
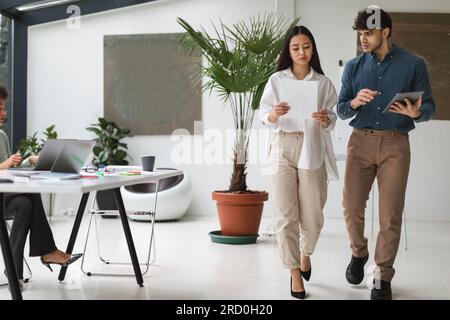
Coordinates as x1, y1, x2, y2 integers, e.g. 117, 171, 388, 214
0, 85, 9, 100
353, 7, 393, 38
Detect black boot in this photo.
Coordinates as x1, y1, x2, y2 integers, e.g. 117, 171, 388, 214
371, 280, 392, 300
345, 254, 369, 285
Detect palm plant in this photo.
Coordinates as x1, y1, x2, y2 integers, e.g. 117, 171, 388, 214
177, 14, 298, 192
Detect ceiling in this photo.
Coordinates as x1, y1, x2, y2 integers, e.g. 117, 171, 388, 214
0, 0, 156, 24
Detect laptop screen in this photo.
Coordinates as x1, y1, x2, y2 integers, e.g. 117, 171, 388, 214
50, 140, 95, 173
34, 139, 67, 171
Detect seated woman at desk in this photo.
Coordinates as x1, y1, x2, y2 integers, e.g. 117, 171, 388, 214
0, 85, 82, 283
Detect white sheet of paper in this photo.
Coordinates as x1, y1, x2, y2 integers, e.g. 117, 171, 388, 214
278, 79, 318, 121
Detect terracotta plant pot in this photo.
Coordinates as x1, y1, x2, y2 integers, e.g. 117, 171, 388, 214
212, 191, 269, 236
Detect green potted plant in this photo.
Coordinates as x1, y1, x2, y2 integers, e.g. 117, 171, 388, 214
87, 117, 132, 214
86, 117, 132, 166
177, 14, 299, 237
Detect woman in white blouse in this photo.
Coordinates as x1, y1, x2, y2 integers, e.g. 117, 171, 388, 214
259, 26, 338, 299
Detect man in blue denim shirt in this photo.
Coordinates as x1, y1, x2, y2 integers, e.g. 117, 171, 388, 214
337, 7, 435, 300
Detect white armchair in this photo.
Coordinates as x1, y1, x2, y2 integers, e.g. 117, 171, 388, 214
120, 169, 191, 221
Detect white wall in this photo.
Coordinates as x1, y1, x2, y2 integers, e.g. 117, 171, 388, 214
27, 0, 279, 218
27, 0, 450, 221
296, 0, 450, 221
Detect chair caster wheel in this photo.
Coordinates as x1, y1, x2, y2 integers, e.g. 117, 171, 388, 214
87, 272, 92, 276
23, 279, 29, 283
139, 284, 144, 287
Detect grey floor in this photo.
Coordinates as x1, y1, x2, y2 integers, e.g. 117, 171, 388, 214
1, 215, 449, 300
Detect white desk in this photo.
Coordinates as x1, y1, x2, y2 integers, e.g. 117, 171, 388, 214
0, 169, 182, 300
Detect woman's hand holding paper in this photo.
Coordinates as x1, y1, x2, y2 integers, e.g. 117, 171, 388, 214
269, 102, 291, 123
312, 109, 330, 128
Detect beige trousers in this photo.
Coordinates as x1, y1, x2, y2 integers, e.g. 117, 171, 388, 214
343, 128, 410, 282
268, 131, 328, 269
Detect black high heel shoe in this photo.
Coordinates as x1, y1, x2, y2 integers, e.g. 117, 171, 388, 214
40, 253, 83, 272
300, 267, 311, 282
300, 255, 311, 282
290, 276, 306, 299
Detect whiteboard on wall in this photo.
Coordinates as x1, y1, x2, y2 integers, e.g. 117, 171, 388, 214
332, 62, 354, 158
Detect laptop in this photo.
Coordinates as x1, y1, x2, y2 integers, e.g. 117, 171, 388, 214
31, 140, 96, 180
8, 139, 68, 176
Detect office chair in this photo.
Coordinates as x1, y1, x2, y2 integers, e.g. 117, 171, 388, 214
80, 189, 157, 277
0, 219, 32, 288
120, 171, 191, 221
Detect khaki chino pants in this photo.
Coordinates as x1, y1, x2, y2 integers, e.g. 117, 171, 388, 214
343, 128, 410, 282
268, 131, 327, 269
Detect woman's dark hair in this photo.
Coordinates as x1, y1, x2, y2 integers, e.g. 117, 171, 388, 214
277, 25, 324, 75
0, 85, 9, 100
353, 8, 392, 38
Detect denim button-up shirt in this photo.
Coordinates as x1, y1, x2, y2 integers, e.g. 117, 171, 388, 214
337, 44, 436, 132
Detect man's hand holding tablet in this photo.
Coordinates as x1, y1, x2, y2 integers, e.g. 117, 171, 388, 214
384, 91, 424, 119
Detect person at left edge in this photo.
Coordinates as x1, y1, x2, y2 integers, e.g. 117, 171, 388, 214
0, 84, 83, 287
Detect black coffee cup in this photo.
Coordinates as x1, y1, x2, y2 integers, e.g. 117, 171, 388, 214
141, 155, 155, 172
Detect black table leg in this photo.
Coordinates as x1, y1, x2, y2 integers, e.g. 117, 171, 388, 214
113, 188, 144, 286
0, 193, 22, 300
58, 192, 89, 282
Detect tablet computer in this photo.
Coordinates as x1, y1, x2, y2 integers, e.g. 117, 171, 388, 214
383, 91, 424, 113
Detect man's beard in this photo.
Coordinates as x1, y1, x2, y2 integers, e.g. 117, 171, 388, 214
370, 38, 384, 53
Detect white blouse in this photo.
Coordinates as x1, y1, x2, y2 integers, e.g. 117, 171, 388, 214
259, 67, 339, 181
